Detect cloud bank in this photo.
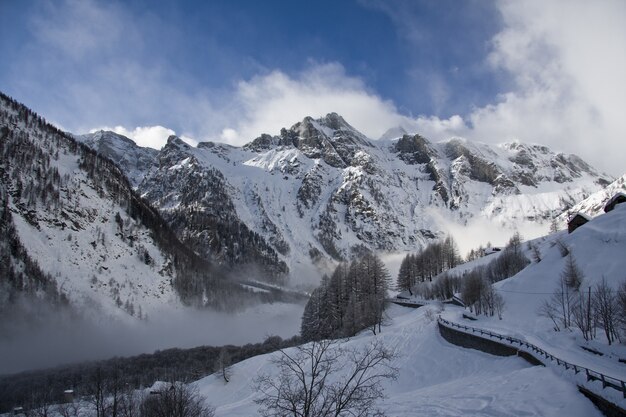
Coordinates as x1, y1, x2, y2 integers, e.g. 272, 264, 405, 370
7, 0, 625, 175
413, 0, 626, 176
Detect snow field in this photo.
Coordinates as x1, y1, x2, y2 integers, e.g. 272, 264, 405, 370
195, 305, 603, 416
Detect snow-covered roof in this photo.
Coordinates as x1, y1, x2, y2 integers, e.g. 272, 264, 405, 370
569, 212, 592, 222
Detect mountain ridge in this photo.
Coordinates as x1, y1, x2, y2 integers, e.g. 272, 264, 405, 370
80, 112, 613, 280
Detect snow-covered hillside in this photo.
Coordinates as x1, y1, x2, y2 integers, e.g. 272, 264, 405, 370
0, 92, 278, 323
194, 305, 602, 416
192, 203, 626, 416
81, 114, 612, 282
485, 203, 626, 359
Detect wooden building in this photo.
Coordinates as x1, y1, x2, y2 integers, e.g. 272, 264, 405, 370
604, 192, 626, 213
568, 212, 591, 233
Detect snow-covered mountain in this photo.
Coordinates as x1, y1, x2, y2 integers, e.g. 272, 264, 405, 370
81, 113, 612, 280
79, 130, 159, 187
0, 92, 269, 322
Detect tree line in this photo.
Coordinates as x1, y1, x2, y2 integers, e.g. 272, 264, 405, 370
0, 334, 300, 413
396, 236, 462, 295
301, 253, 390, 341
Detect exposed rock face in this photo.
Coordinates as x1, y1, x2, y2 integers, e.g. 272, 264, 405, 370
82, 114, 612, 275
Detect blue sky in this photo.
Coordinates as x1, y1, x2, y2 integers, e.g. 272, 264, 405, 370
0, 0, 624, 175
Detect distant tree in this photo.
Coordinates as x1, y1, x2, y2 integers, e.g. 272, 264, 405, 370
531, 244, 542, 263
396, 236, 462, 292
550, 218, 559, 234
561, 254, 583, 290
254, 339, 397, 417
396, 255, 413, 295
302, 253, 390, 341
215, 347, 232, 383
556, 239, 570, 257
57, 400, 81, 417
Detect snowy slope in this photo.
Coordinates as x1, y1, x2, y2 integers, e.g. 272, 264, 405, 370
195, 305, 602, 417
0, 92, 282, 325
0, 94, 185, 321
427, 203, 626, 389
83, 115, 612, 283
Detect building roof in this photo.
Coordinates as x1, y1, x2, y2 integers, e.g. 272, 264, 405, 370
606, 192, 626, 206
569, 212, 592, 222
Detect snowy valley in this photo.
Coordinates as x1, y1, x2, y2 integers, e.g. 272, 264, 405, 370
1, 92, 625, 416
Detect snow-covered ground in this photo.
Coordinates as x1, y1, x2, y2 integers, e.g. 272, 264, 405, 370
194, 305, 603, 416
455, 203, 626, 377
191, 202, 626, 417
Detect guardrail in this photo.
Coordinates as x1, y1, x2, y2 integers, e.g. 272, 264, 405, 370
437, 316, 626, 398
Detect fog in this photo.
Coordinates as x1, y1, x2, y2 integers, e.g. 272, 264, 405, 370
0, 301, 304, 375
0, 217, 549, 376
425, 208, 550, 258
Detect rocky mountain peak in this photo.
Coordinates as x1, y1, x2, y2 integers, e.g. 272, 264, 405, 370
393, 134, 438, 165
165, 135, 189, 149
78, 130, 159, 187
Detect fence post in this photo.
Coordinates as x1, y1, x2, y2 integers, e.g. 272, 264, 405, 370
621, 381, 625, 399
601, 374, 607, 389
586, 369, 591, 382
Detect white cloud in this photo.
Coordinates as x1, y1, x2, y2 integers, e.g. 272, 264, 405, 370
220, 63, 414, 144
17, 0, 625, 177
415, 0, 626, 176
91, 125, 197, 149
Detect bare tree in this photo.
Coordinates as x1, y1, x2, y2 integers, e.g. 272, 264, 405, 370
572, 288, 594, 341
539, 273, 576, 331
254, 339, 398, 417
57, 401, 81, 417
87, 368, 107, 417
593, 278, 619, 345
539, 298, 562, 331
618, 281, 626, 337
215, 347, 232, 383
140, 382, 214, 417
118, 387, 142, 417
493, 290, 505, 320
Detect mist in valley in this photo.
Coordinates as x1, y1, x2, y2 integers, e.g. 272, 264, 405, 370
0, 299, 305, 375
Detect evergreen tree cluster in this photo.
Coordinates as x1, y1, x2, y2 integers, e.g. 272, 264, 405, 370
458, 233, 528, 317
301, 253, 390, 341
396, 236, 462, 295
